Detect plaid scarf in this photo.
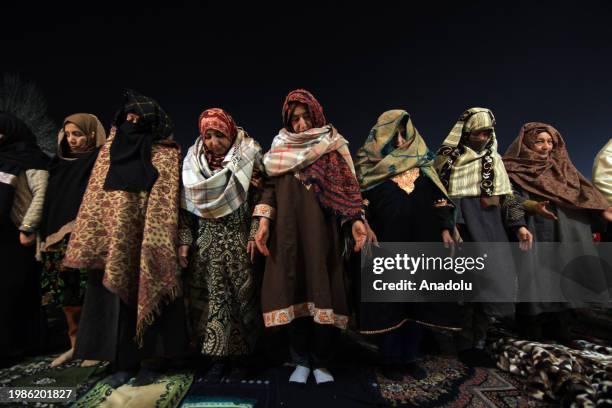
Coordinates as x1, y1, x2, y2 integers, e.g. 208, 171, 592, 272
264, 125, 354, 176
263, 125, 362, 217
434, 107, 512, 198
181, 129, 262, 219
104, 89, 174, 193
118, 89, 173, 140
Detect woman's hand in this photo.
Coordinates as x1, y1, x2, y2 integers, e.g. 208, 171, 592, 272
178, 245, 190, 268
19, 232, 36, 247
602, 206, 612, 222
534, 200, 558, 220
352, 220, 368, 252
365, 222, 379, 248
516, 226, 533, 251
255, 218, 270, 256
441, 229, 456, 257
247, 241, 258, 263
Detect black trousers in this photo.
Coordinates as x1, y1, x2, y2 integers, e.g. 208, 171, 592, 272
0, 222, 42, 365
375, 323, 423, 365
288, 317, 337, 369
75, 269, 187, 371
455, 303, 489, 351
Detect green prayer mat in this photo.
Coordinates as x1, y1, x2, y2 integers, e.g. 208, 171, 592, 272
180, 397, 256, 408
73, 371, 194, 408
0, 354, 109, 407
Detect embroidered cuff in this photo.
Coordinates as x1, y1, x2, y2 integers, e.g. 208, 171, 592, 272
253, 204, 276, 220
178, 228, 193, 247
249, 217, 260, 241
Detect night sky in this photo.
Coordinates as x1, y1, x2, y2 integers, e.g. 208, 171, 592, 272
3, 1, 612, 176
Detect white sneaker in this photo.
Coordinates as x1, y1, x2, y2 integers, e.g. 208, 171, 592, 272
289, 365, 311, 384
313, 367, 334, 384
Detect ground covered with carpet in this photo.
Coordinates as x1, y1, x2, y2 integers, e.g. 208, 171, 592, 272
0, 341, 559, 408
2, 308, 611, 407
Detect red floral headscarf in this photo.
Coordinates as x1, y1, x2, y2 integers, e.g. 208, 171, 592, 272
199, 108, 238, 170
282, 89, 327, 131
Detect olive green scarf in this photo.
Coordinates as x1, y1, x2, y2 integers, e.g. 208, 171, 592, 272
355, 109, 448, 199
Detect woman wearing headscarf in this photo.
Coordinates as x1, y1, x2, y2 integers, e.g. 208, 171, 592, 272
39, 113, 106, 368
178, 108, 263, 378
355, 109, 461, 380
0, 112, 49, 367
253, 89, 368, 385
63, 90, 186, 387
593, 137, 612, 241
434, 107, 532, 366
503, 122, 612, 341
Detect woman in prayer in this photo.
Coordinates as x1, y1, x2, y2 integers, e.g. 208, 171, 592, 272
253, 89, 368, 384
503, 122, 612, 341
0, 112, 48, 367
434, 107, 532, 366
593, 137, 612, 241
39, 113, 106, 368
178, 108, 263, 379
355, 109, 461, 380
63, 90, 186, 387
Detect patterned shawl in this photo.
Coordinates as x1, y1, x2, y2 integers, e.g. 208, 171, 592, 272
593, 138, 612, 205
64, 129, 182, 346
265, 125, 362, 217
282, 88, 326, 130
262, 89, 362, 218
503, 122, 609, 211
264, 125, 354, 176
355, 109, 448, 199
434, 107, 512, 198
181, 128, 263, 219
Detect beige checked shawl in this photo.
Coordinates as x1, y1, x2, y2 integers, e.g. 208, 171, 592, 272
593, 138, 612, 204
434, 107, 512, 197
181, 129, 263, 219
263, 125, 356, 177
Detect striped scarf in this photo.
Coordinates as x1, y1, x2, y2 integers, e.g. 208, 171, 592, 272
434, 107, 512, 198
263, 125, 362, 218
263, 125, 354, 176
181, 129, 262, 219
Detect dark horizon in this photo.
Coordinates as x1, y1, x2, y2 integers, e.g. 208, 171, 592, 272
3, 0, 612, 177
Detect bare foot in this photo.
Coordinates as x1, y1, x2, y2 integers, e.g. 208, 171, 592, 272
50, 348, 74, 368
80, 359, 101, 367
